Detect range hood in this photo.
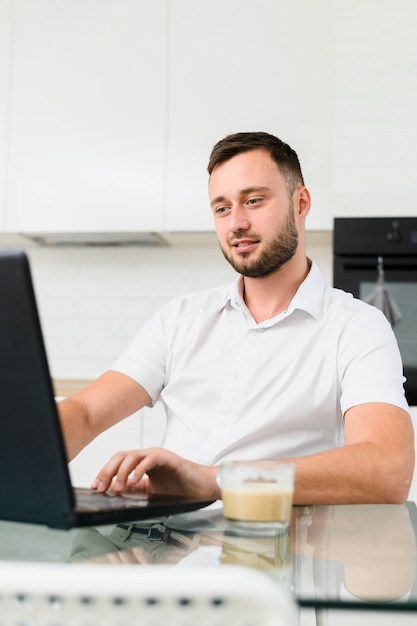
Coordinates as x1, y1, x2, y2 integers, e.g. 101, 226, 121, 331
22, 232, 167, 246
15, 231, 222, 247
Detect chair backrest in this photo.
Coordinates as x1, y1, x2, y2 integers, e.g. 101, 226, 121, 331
0, 561, 297, 626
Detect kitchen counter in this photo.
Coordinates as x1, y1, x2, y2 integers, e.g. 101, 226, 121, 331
53, 379, 92, 397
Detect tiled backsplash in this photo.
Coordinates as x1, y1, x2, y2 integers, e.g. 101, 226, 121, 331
8, 234, 333, 380
28, 243, 236, 379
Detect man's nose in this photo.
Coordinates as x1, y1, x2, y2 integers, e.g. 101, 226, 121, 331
230, 206, 250, 232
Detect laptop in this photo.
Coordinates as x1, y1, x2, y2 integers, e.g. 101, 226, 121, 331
0, 249, 214, 529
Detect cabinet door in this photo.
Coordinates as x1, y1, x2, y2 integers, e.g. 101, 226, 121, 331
165, 0, 334, 232
0, 0, 11, 230
332, 0, 417, 219
6, 0, 166, 233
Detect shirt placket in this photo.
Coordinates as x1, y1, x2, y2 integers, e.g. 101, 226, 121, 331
195, 327, 259, 465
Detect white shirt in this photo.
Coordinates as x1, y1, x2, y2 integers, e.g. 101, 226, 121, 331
112, 262, 409, 465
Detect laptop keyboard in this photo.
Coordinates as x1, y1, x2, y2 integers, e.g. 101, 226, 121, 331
75, 488, 150, 511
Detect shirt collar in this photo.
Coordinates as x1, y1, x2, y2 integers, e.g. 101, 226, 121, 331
223, 260, 326, 322
287, 260, 325, 321
226, 276, 246, 311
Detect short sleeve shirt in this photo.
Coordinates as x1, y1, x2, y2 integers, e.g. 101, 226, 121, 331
111, 262, 409, 465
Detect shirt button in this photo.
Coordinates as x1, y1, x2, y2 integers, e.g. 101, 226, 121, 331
232, 371, 239, 379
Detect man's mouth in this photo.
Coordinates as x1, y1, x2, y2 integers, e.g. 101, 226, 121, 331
231, 239, 259, 252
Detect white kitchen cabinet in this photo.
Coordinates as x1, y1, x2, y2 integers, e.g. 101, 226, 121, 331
3, 1, 417, 236
165, 0, 334, 232
332, 0, 417, 220
5, 0, 167, 233
0, 1, 11, 231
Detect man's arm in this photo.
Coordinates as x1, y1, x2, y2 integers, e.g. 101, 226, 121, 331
289, 402, 414, 505
57, 370, 152, 461
91, 402, 414, 505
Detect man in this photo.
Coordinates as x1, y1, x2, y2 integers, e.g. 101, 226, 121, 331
58, 132, 414, 505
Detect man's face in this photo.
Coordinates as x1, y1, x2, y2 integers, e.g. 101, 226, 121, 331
209, 149, 300, 278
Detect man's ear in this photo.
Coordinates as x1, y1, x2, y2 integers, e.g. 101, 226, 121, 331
295, 186, 311, 219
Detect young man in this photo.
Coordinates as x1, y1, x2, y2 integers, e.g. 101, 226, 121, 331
58, 132, 414, 505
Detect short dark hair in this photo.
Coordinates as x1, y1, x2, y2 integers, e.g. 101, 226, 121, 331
207, 131, 304, 195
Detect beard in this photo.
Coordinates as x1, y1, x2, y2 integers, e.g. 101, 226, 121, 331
220, 203, 299, 278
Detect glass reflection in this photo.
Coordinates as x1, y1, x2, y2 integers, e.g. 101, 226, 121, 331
294, 504, 416, 604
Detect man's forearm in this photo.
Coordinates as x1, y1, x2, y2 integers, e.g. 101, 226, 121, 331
287, 442, 413, 505
57, 395, 96, 462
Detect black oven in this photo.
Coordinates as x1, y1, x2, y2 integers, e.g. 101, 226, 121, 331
333, 217, 417, 406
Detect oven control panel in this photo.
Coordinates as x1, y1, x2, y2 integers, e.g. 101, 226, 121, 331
333, 217, 417, 255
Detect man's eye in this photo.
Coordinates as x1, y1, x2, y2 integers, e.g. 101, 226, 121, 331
248, 198, 260, 206
215, 206, 229, 214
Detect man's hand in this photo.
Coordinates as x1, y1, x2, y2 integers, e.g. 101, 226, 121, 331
91, 448, 220, 501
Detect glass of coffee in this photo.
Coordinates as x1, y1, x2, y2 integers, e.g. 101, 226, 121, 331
217, 461, 295, 534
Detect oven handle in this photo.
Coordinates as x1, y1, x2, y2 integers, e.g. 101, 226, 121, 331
335, 256, 417, 271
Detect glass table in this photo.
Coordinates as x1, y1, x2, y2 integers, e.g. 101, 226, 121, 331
0, 501, 416, 613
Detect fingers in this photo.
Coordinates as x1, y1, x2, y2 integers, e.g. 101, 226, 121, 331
91, 447, 171, 493
89, 447, 215, 499
91, 449, 149, 493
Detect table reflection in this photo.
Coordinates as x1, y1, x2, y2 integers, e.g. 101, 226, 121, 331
293, 503, 417, 606
0, 502, 416, 610
66, 502, 417, 607
68, 515, 293, 587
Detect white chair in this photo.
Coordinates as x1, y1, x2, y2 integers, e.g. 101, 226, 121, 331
0, 561, 297, 626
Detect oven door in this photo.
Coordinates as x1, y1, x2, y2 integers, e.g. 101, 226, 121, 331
333, 255, 417, 406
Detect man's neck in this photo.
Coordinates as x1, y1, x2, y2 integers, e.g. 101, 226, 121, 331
242, 256, 311, 323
